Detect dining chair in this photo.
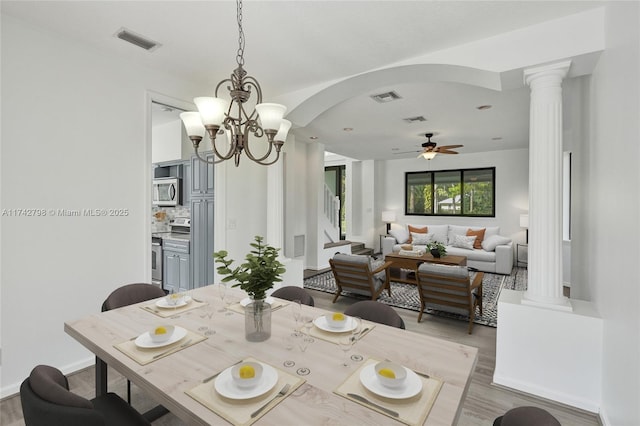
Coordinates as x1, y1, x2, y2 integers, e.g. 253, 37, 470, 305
329, 253, 393, 303
415, 263, 483, 334
20, 365, 151, 426
493, 406, 561, 425
271, 286, 315, 306
344, 300, 405, 329
101, 283, 166, 404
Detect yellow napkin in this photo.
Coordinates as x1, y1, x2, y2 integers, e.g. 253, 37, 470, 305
141, 298, 208, 318
186, 357, 305, 426
334, 357, 443, 426
114, 329, 206, 365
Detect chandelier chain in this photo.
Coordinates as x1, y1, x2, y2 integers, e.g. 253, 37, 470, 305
236, 0, 245, 66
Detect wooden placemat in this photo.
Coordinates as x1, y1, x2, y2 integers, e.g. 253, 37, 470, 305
334, 357, 443, 425
141, 298, 208, 318
114, 329, 206, 365
186, 357, 305, 426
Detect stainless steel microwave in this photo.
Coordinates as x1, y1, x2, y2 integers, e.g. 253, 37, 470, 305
153, 178, 181, 206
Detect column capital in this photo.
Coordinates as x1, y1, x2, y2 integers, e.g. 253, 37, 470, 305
524, 61, 571, 87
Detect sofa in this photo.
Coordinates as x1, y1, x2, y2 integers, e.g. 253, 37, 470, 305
382, 224, 513, 275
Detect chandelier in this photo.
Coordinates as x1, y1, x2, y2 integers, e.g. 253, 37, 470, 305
180, 0, 291, 167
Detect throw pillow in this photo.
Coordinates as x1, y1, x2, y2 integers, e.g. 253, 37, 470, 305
389, 228, 409, 244
466, 228, 486, 249
407, 225, 428, 243
411, 232, 430, 245
481, 235, 512, 251
452, 234, 476, 250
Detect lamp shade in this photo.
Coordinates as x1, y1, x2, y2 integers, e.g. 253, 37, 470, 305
179, 112, 205, 138
194, 97, 228, 126
520, 214, 529, 228
274, 119, 292, 142
420, 152, 437, 160
256, 103, 286, 131
382, 211, 396, 223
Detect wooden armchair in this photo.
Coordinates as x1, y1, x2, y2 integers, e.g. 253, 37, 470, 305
329, 253, 393, 303
415, 263, 484, 334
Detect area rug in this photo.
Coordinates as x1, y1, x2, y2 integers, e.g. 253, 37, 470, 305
303, 267, 528, 328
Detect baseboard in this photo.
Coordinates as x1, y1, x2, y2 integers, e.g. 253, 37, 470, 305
0, 356, 94, 400
493, 373, 600, 413
599, 406, 612, 426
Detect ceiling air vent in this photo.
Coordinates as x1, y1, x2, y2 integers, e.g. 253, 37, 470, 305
115, 28, 161, 51
403, 116, 426, 123
370, 91, 402, 103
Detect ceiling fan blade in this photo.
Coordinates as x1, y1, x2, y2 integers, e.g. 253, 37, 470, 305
394, 150, 421, 155
437, 150, 459, 154
438, 144, 463, 150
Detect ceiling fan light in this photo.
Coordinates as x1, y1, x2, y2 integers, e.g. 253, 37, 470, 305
421, 152, 437, 160
194, 97, 228, 126
256, 103, 287, 131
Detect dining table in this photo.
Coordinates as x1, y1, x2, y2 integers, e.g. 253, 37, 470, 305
64, 285, 478, 426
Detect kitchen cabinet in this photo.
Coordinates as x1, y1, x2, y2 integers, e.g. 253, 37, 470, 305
190, 152, 215, 196
163, 239, 190, 294
190, 197, 215, 287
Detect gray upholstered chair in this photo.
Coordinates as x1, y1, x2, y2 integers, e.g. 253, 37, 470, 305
344, 300, 405, 329
493, 406, 561, 426
271, 286, 315, 306
415, 263, 483, 334
101, 283, 166, 404
329, 253, 393, 303
20, 365, 151, 426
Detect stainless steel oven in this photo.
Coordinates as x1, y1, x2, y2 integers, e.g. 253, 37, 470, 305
151, 236, 163, 287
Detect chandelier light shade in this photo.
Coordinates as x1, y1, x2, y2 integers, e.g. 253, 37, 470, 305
180, 0, 290, 167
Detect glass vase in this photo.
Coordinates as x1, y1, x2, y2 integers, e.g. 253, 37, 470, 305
245, 299, 272, 342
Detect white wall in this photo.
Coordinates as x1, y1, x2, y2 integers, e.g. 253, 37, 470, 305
0, 15, 206, 396
379, 149, 529, 243
586, 2, 639, 424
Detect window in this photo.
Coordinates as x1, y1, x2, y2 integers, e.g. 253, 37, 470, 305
405, 167, 495, 217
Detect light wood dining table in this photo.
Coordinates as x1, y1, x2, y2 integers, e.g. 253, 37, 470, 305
64, 285, 478, 425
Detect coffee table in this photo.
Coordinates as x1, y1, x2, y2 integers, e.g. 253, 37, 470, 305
385, 252, 467, 285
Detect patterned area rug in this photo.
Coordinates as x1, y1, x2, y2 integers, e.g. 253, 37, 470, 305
303, 267, 528, 328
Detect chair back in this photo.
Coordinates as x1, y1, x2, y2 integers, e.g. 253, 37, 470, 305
329, 253, 387, 302
270, 286, 314, 306
20, 365, 103, 426
344, 300, 405, 329
102, 283, 166, 311
416, 263, 473, 315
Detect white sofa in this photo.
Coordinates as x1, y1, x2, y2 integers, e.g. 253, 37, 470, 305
382, 224, 513, 275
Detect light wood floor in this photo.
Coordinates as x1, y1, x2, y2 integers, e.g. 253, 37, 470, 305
1, 287, 600, 426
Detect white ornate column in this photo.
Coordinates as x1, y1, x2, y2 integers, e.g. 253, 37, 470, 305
266, 157, 284, 250
523, 61, 572, 311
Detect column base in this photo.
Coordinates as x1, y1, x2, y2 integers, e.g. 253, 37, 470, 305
522, 291, 573, 312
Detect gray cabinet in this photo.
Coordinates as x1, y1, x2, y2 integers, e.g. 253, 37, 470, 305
190, 152, 215, 288
163, 239, 190, 294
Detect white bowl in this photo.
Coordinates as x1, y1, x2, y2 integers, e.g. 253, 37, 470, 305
325, 312, 348, 329
231, 362, 263, 388
165, 293, 185, 306
374, 361, 407, 388
149, 325, 175, 343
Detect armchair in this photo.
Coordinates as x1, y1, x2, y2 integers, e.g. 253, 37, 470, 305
329, 253, 393, 303
415, 263, 484, 334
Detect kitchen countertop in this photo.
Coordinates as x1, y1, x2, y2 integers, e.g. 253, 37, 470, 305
152, 232, 190, 242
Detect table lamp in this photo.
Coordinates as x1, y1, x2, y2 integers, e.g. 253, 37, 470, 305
382, 211, 396, 234
520, 213, 529, 243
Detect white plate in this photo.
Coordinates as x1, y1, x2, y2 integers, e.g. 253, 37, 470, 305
359, 364, 423, 399
240, 296, 274, 307
313, 315, 357, 333
134, 326, 188, 349
155, 295, 192, 309
214, 363, 278, 400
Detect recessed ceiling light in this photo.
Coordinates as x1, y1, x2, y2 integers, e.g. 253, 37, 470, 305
476, 105, 492, 110
343, 128, 353, 132
309, 136, 318, 140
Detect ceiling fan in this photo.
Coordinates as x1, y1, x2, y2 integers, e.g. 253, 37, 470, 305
416, 133, 463, 160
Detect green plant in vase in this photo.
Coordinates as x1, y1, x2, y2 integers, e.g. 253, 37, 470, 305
213, 236, 286, 341
426, 241, 447, 258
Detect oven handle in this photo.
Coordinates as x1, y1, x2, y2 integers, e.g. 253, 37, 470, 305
152, 242, 161, 246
